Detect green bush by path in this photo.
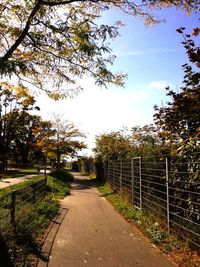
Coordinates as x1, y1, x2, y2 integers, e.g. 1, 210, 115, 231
46, 175, 71, 198
50, 168, 74, 183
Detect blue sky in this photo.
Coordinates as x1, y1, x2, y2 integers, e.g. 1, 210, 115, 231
36, 6, 199, 155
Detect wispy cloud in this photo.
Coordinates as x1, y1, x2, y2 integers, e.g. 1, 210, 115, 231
115, 48, 182, 57
148, 80, 170, 90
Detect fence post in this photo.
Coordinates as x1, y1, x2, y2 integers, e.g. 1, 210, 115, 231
131, 158, 134, 206
10, 190, 16, 233
139, 157, 142, 210
166, 157, 170, 233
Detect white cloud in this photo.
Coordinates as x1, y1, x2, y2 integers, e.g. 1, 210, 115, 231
115, 48, 182, 57
35, 78, 154, 154
148, 80, 169, 90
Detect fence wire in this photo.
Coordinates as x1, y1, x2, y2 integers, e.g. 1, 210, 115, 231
0, 178, 47, 236
104, 156, 200, 250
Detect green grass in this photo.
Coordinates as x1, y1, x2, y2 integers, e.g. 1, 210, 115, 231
50, 168, 74, 183
0, 175, 44, 197
0, 169, 73, 267
89, 173, 96, 179
46, 175, 71, 198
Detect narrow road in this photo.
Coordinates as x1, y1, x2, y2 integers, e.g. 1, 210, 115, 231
0, 170, 49, 189
0, 175, 38, 189
38, 173, 175, 267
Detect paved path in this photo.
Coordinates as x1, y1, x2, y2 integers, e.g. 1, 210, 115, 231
0, 175, 39, 189
38, 173, 175, 267
0, 169, 49, 189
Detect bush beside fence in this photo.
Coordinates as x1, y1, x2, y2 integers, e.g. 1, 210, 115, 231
104, 156, 200, 250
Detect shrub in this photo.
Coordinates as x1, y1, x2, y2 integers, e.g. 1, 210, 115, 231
50, 169, 74, 183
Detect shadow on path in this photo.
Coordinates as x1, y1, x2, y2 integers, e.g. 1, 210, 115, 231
72, 178, 95, 190
0, 237, 14, 267
35, 207, 69, 267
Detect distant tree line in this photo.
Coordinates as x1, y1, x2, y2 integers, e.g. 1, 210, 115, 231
0, 84, 86, 172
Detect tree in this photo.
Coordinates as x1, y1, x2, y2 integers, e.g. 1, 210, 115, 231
94, 125, 167, 160
94, 129, 132, 160
0, 83, 38, 171
9, 113, 42, 166
154, 27, 200, 155
177, 26, 200, 68
33, 120, 56, 175
52, 115, 86, 171
0, 1, 199, 98
130, 124, 167, 157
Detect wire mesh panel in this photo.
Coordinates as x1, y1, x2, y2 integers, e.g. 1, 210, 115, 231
113, 160, 121, 192
103, 161, 109, 181
121, 159, 132, 201
107, 161, 114, 187
141, 157, 167, 221
0, 178, 47, 236
0, 193, 12, 234
132, 158, 141, 209
168, 157, 200, 249
104, 155, 200, 250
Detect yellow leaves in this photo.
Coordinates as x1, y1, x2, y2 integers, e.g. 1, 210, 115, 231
47, 91, 61, 100
47, 151, 56, 159
113, 71, 127, 88
0, 81, 29, 98
15, 83, 29, 97
0, 82, 35, 107
36, 140, 45, 148
193, 28, 200, 37
11, 4, 21, 16
0, 82, 14, 91
10, 27, 22, 36
20, 97, 34, 106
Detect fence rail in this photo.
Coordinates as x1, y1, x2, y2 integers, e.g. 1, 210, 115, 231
104, 156, 200, 250
0, 178, 47, 236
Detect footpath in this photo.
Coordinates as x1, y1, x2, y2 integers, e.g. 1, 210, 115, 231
0, 175, 38, 189
37, 172, 175, 267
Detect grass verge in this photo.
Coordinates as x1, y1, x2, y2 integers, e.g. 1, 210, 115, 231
0, 175, 44, 197
98, 183, 200, 267
0, 169, 73, 267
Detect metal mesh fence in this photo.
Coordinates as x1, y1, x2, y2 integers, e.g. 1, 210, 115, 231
0, 178, 47, 236
104, 156, 200, 250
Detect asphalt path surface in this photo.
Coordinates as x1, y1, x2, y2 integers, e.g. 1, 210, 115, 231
0, 175, 38, 189
0, 170, 49, 189
38, 172, 175, 267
